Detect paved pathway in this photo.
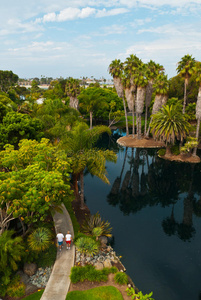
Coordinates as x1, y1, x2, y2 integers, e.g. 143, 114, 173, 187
41, 204, 75, 300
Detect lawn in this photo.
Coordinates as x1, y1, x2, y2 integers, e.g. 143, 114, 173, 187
66, 286, 123, 300
22, 290, 44, 300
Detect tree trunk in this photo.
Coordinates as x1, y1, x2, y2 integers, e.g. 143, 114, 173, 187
182, 79, 187, 114
80, 171, 85, 209
90, 111, 93, 130
139, 115, 142, 139
132, 108, 135, 137
123, 95, 129, 136
72, 173, 79, 200
144, 82, 153, 135
193, 118, 200, 156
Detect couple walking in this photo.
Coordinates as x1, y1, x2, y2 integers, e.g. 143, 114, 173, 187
56, 230, 72, 251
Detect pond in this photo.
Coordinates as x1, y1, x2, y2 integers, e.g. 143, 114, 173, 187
84, 131, 201, 300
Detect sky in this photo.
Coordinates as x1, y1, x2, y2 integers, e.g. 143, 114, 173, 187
1, 0, 201, 80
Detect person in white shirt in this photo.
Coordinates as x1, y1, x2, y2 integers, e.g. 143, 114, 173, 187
56, 230, 64, 251
65, 231, 72, 250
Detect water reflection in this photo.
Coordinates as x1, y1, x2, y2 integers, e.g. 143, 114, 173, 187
107, 147, 201, 242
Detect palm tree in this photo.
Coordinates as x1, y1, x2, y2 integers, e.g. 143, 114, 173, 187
61, 123, 117, 209
133, 63, 148, 139
192, 62, 201, 156
124, 54, 142, 137
151, 104, 191, 156
177, 54, 195, 114
144, 60, 164, 135
146, 73, 169, 137
78, 87, 108, 129
65, 77, 81, 110
109, 59, 129, 136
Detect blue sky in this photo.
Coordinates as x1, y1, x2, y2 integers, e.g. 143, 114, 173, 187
1, 0, 201, 80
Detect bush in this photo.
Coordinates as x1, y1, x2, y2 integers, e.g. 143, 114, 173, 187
170, 144, 180, 155
114, 272, 128, 285
6, 275, 25, 298
158, 148, 166, 156
35, 243, 57, 267
70, 265, 117, 284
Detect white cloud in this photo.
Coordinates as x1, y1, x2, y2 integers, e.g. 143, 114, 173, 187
96, 8, 129, 18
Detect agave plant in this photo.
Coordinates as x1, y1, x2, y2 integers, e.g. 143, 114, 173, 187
75, 236, 99, 265
27, 227, 52, 252
92, 227, 103, 241
81, 212, 112, 238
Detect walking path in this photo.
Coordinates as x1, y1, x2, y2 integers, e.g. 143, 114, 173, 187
41, 203, 75, 300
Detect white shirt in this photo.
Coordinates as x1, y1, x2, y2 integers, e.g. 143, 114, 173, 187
57, 233, 64, 242
65, 233, 72, 241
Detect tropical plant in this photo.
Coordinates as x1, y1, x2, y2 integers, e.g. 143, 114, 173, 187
82, 212, 112, 238
126, 287, 155, 300
61, 122, 117, 208
0, 230, 25, 296
109, 59, 129, 136
65, 77, 81, 110
27, 227, 52, 252
150, 104, 191, 156
75, 236, 99, 265
177, 54, 195, 113
191, 62, 201, 156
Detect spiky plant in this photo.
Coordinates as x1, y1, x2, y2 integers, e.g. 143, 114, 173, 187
28, 227, 52, 252
82, 212, 112, 238
75, 236, 99, 265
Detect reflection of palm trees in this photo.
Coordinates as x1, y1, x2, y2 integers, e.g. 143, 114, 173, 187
162, 205, 177, 236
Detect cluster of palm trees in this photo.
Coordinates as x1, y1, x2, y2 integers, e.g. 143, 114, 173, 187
109, 54, 201, 156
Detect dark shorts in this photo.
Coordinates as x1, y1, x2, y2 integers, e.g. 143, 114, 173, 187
58, 241, 63, 246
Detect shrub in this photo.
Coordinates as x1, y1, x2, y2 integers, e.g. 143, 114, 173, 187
114, 272, 128, 285
70, 265, 117, 284
170, 144, 180, 155
6, 275, 25, 298
82, 212, 112, 238
35, 243, 57, 267
158, 148, 166, 156
28, 227, 52, 252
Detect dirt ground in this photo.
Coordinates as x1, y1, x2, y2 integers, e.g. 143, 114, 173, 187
117, 135, 201, 163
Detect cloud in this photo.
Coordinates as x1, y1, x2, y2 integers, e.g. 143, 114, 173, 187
96, 8, 129, 17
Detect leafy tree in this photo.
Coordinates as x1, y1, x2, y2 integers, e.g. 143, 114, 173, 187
0, 230, 24, 295
0, 139, 73, 234
0, 111, 44, 149
0, 70, 19, 93
151, 104, 191, 156
177, 54, 195, 113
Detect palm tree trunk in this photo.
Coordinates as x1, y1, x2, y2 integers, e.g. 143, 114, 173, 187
122, 95, 129, 136
139, 114, 142, 139
193, 118, 200, 156
136, 113, 139, 138
72, 173, 79, 200
90, 111, 93, 130
80, 171, 85, 209
132, 108, 135, 137
182, 80, 187, 114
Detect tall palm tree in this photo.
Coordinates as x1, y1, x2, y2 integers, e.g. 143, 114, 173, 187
61, 123, 117, 208
146, 73, 169, 137
109, 59, 129, 136
124, 54, 142, 137
133, 63, 148, 139
151, 104, 191, 156
65, 77, 81, 110
144, 60, 164, 135
177, 54, 195, 114
192, 62, 201, 156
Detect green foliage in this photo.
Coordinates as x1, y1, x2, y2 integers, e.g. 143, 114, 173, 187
0, 70, 19, 93
73, 232, 88, 243
75, 237, 99, 262
63, 199, 80, 236
126, 287, 155, 300
0, 230, 25, 295
170, 144, 180, 155
92, 227, 103, 239
66, 286, 124, 300
114, 272, 128, 285
0, 139, 73, 233
27, 227, 52, 252
185, 103, 196, 121
6, 275, 25, 298
70, 265, 116, 284
180, 137, 198, 154
0, 111, 44, 149
158, 148, 166, 156
35, 243, 57, 268
82, 212, 112, 238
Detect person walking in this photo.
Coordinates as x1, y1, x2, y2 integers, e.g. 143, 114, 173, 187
65, 231, 72, 250
56, 230, 64, 251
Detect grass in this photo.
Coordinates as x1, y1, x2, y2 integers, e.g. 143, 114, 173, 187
22, 290, 44, 300
66, 286, 123, 300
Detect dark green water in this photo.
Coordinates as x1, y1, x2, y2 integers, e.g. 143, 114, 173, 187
84, 132, 201, 300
